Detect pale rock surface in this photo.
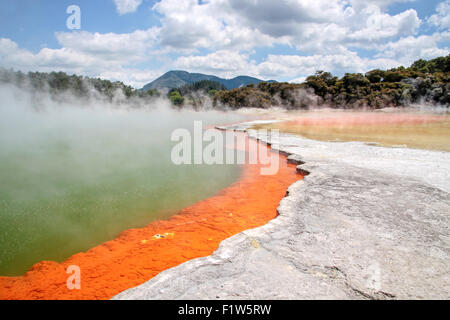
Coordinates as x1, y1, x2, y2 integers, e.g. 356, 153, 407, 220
114, 121, 450, 300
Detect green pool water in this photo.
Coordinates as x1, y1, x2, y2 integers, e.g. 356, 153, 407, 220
0, 94, 244, 276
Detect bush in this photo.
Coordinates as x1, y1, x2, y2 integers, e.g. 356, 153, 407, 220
169, 90, 184, 105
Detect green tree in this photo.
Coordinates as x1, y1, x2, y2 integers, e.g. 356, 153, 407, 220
365, 69, 385, 83
169, 90, 184, 105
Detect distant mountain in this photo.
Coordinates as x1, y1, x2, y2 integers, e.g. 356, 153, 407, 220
142, 70, 276, 91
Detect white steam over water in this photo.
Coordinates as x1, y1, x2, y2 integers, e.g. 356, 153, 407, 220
0, 84, 245, 276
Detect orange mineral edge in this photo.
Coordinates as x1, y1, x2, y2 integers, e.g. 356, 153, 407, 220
0, 133, 302, 300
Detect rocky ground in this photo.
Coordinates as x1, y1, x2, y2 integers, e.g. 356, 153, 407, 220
114, 121, 450, 300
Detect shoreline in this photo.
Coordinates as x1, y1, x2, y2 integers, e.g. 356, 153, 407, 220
114, 121, 450, 300
0, 133, 301, 300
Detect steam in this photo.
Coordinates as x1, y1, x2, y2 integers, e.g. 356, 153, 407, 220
0, 82, 245, 276
273, 87, 322, 110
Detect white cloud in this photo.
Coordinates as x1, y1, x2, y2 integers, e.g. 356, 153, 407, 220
172, 48, 402, 81
377, 32, 450, 65
55, 28, 159, 62
113, 0, 143, 15
0, 38, 108, 74
1, 0, 448, 88
255, 51, 400, 79
153, 0, 279, 51
348, 7, 421, 43
150, 0, 446, 81
427, 0, 450, 30
349, 0, 416, 10
224, 0, 347, 37
174, 50, 259, 78
288, 76, 307, 84
152, 0, 424, 54
99, 68, 164, 88
0, 29, 162, 88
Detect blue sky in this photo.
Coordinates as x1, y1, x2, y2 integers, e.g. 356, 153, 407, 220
0, 0, 449, 87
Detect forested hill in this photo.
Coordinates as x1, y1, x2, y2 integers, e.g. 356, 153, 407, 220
141, 70, 276, 91
0, 69, 159, 102
212, 55, 449, 109
1, 55, 448, 110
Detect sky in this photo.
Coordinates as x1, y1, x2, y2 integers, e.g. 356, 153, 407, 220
0, 0, 449, 88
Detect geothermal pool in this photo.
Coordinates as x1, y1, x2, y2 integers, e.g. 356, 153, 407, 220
0, 89, 245, 276
253, 110, 450, 152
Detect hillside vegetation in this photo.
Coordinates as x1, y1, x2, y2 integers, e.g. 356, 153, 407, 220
142, 70, 274, 91
1, 55, 448, 110
212, 55, 449, 109
168, 80, 227, 106
0, 69, 160, 104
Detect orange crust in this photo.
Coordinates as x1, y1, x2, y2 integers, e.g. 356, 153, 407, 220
0, 135, 301, 300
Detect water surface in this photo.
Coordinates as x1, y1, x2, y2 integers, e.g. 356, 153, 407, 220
0, 89, 244, 276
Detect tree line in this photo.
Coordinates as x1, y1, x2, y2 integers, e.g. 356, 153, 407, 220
168, 80, 227, 107
212, 55, 449, 109
0, 69, 160, 103
1, 55, 448, 109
